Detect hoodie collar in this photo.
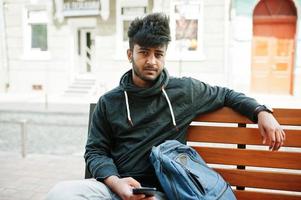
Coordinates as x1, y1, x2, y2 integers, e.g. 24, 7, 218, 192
120, 68, 177, 129
119, 68, 169, 97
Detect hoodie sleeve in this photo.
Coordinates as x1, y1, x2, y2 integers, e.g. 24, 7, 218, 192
189, 78, 260, 122
84, 98, 119, 181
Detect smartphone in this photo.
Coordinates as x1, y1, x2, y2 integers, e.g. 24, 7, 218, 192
132, 187, 157, 196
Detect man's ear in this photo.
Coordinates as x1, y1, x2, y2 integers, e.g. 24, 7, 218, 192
127, 49, 132, 63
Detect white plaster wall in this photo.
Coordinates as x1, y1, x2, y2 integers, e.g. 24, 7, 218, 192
229, 15, 253, 93
94, 35, 127, 91
0, 6, 4, 93
2, 0, 72, 94
2, 0, 24, 93
181, 0, 226, 86
2, 0, 231, 95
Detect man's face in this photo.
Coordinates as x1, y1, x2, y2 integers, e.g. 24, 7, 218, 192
127, 44, 166, 87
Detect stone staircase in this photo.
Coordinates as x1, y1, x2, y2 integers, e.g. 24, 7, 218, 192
63, 76, 97, 97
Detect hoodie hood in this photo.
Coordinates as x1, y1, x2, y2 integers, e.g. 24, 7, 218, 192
119, 68, 169, 97
119, 68, 176, 128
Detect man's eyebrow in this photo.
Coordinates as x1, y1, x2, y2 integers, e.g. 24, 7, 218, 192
138, 47, 150, 51
155, 49, 165, 53
138, 47, 165, 53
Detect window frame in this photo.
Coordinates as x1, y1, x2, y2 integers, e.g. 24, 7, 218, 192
115, 0, 149, 60
167, 0, 205, 61
22, 6, 50, 60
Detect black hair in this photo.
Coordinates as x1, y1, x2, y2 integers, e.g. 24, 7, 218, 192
127, 13, 171, 50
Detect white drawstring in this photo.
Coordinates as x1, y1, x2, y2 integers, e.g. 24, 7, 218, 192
124, 88, 178, 130
162, 87, 177, 129
124, 91, 133, 126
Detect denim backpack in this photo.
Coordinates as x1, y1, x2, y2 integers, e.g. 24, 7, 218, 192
150, 140, 236, 200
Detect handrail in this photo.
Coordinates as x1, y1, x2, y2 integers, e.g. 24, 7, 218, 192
0, 120, 87, 127
0, 119, 88, 158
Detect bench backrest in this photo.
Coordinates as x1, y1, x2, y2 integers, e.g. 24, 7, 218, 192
86, 103, 301, 200
188, 107, 301, 200
85, 103, 96, 179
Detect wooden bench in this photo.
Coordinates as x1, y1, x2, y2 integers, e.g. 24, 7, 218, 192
86, 103, 301, 200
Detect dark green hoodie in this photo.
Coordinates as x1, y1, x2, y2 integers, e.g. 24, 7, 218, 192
84, 68, 259, 190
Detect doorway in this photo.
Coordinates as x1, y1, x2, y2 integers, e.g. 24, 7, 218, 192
251, 0, 297, 94
78, 28, 95, 73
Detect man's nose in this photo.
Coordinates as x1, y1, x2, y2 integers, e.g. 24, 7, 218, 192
146, 53, 156, 65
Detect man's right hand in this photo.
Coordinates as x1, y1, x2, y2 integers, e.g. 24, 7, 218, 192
104, 176, 155, 200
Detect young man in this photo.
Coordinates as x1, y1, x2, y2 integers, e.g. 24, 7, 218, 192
46, 13, 285, 200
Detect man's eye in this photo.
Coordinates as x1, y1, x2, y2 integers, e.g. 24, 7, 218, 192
140, 51, 148, 56
156, 54, 163, 58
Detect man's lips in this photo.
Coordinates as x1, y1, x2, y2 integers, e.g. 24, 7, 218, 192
143, 67, 158, 72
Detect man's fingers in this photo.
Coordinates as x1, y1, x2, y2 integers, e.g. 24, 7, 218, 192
273, 130, 282, 151
145, 196, 156, 200
280, 129, 285, 147
257, 112, 285, 151
279, 135, 284, 149
269, 140, 275, 150
262, 136, 267, 145
259, 125, 267, 144
126, 177, 141, 188
274, 128, 286, 151
281, 129, 286, 142
267, 128, 276, 150
133, 194, 146, 199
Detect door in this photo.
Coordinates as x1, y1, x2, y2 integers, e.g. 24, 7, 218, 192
251, 0, 297, 94
78, 29, 95, 73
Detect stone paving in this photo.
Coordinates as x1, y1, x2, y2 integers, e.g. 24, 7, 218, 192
0, 94, 92, 200
0, 152, 85, 200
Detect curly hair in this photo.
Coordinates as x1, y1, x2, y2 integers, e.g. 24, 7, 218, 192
127, 13, 171, 50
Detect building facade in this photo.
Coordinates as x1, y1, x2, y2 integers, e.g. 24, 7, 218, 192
230, 0, 301, 96
0, 0, 300, 97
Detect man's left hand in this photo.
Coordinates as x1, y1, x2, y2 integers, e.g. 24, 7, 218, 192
257, 111, 285, 151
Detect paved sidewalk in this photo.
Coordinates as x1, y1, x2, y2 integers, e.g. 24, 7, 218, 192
0, 152, 85, 200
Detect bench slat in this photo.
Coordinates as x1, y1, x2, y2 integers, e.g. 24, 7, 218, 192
193, 107, 301, 125
215, 168, 301, 191
234, 190, 301, 200
193, 146, 301, 169
274, 108, 301, 125
187, 126, 301, 147
193, 107, 251, 123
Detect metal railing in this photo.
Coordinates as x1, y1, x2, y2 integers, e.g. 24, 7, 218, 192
0, 119, 87, 158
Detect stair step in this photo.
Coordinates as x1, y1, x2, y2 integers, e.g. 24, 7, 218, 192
63, 76, 98, 97
69, 85, 92, 89
74, 79, 95, 82
72, 81, 95, 85
65, 90, 90, 94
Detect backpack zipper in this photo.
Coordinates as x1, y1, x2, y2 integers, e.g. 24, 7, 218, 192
185, 168, 205, 195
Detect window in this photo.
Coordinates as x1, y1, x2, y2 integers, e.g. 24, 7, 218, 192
168, 0, 205, 60
31, 24, 47, 51
22, 8, 50, 60
115, 0, 150, 59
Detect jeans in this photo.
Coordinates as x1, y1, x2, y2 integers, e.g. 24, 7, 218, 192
46, 179, 166, 200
